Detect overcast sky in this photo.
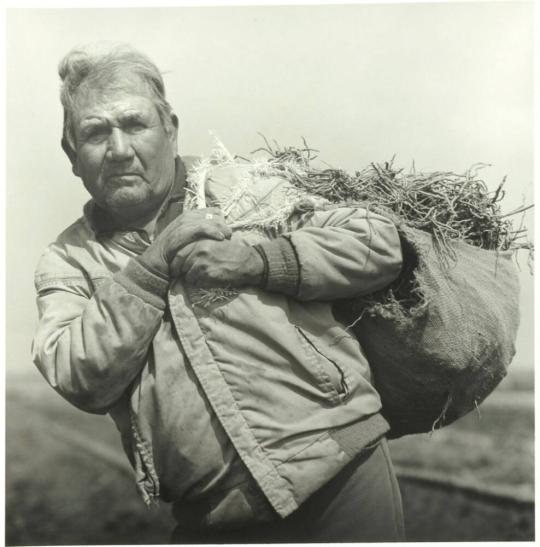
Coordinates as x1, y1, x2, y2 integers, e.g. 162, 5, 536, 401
6, 3, 533, 375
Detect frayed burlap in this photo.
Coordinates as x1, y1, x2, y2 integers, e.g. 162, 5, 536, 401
334, 226, 520, 438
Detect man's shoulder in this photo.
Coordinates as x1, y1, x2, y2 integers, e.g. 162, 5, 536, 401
46, 205, 96, 255
34, 207, 99, 287
59, 211, 95, 244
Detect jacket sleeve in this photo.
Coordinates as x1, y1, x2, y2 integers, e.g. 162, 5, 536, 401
32, 248, 169, 413
255, 206, 402, 301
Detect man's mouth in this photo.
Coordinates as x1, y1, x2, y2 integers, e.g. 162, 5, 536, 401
106, 173, 143, 183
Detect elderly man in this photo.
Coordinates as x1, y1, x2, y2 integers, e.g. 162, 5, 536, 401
33, 44, 405, 543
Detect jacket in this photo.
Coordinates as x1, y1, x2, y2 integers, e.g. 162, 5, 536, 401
32, 156, 403, 528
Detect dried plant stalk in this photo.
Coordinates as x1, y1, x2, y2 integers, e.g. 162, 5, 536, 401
251, 138, 533, 255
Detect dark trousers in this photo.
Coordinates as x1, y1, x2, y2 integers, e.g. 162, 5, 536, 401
171, 439, 405, 543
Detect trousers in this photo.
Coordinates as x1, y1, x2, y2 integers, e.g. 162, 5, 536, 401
171, 439, 405, 543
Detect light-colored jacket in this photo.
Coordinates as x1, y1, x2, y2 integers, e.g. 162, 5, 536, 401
32, 160, 403, 528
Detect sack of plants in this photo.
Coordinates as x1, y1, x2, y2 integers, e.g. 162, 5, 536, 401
186, 137, 530, 437
333, 226, 520, 437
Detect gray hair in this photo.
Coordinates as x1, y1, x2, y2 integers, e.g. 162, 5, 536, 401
59, 43, 175, 153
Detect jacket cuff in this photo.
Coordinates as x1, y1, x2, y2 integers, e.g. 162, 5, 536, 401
114, 258, 169, 310
329, 413, 390, 459
256, 236, 300, 296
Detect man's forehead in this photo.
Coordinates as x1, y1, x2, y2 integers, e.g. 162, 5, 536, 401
73, 73, 156, 120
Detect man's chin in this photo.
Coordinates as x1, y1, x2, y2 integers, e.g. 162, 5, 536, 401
103, 189, 153, 214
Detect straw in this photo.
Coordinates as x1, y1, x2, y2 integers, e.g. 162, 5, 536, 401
251, 138, 533, 255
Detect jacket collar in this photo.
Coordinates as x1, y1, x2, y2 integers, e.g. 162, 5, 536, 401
84, 156, 187, 237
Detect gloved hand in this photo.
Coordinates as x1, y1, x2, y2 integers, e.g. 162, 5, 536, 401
139, 208, 232, 277
170, 238, 264, 288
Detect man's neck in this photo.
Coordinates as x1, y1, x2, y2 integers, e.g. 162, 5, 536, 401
133, 190, 173, 239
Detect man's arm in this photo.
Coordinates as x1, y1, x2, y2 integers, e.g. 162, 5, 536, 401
172, 205, 402, 300
32, 209, 232, 413
258, 206, 402, 301
32, 255, 169, 413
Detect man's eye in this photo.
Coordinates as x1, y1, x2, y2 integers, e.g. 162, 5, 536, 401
125, 120, 147, 133
83, 128, 109, 144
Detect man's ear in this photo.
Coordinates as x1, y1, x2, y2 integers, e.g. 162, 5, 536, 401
61, 136, 80, 177
169, 113, 179, 150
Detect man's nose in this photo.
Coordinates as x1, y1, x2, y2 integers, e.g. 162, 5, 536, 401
106, 128, 134, 161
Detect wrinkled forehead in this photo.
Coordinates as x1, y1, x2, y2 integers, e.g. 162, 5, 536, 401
72, 71, 157, 120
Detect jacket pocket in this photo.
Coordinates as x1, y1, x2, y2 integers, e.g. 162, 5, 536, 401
294, 326, 350, 405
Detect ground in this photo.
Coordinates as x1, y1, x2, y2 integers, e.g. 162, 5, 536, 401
6, 367, 534, 544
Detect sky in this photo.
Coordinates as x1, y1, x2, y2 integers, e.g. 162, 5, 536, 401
5, 3, 534, 375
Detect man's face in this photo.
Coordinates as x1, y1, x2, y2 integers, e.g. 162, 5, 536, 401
70, 75, 178, 222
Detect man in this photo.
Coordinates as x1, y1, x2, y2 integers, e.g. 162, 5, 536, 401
33, 43, 405, 543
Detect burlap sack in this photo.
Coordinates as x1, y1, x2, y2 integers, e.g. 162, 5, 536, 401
334, 226, 521, 438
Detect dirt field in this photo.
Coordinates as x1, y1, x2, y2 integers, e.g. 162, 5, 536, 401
6, 369, 534, 544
